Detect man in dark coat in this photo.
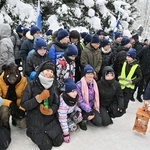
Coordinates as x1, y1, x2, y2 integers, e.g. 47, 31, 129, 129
21, 61, 63, 150
98, 66, 124, 126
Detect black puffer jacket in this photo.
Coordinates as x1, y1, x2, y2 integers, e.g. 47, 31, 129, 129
98, 66, 124, 109
21, 61, 62, 142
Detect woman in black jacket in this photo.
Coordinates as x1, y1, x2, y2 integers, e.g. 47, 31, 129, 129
21, 61, 63, 150
97, 66, 125, 126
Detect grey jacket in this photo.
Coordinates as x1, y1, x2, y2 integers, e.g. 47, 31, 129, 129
0, 24, 15, 73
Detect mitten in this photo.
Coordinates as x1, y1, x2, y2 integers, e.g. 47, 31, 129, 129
29, 71, 36, 80
63, 134, 70, 143
0, 97, 4, 106
10, 102, 20, 118
40, 104, 53, 115
36, 90, 50, 102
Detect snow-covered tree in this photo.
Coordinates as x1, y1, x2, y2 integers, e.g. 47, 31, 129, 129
0, 0, 138, 34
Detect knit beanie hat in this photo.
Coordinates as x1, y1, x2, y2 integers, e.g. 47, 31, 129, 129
84, 65, 94, 75
84, 34, 92, 44
16, 25, 24, 33
64, 78, 77, 93
57, 29, 69, 41
126, 48, 136, 59
91, 34, 100, 43
35, 38, 47, 50
96, 29, 104, 35
132, 34, 139, 40
80, 32, 88, 39
46, 29, 53, 36
101, 39, 110, 47
40, 61, 55, 72
115, 32, 122, 40
30, 26, 40, 35
65, 44, 78, 56
22, 28, 30, 36
121, 37, 131, 46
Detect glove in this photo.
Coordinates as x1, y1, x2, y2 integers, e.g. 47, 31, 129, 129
29, 71, 36, 80
40, 104, 53, 115
0, 97, 4, 107
87, 111, 95, 120
36, 90, 50, 102
63, 134, 70, 143
10, 102, 20, 119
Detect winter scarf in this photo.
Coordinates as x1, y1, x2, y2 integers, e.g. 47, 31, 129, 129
62, 93, 78, 106
80, 77, 100, 112
38, 72, 54, 89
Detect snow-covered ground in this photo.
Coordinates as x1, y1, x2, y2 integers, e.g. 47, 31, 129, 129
8, 100, 150, 150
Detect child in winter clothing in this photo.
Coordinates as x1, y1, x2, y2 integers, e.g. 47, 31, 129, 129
25, 38, 51, 81
58, 78, 83, 143
56, 44, 78, 93
98, 66, 124, 126
76, 65, 102, 130
21, 61, 63, 150
119, 48, 142, 110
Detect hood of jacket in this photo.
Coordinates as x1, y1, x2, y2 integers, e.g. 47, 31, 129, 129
0, 24, 11, 40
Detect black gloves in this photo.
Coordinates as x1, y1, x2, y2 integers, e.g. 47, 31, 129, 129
10, 102, 25, 119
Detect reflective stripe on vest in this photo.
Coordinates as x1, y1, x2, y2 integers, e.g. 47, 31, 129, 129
119, 62, 138, 89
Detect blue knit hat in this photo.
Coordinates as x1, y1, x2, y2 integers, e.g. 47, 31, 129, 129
91, 34, 100, 43
22, 28, 30, 36
96, 29, 104, 35
80, 32, 88, 39
30, 26, 40, 35
16, 25, 24, 33
84, 65, 94, 75
121, 37, 131, 46
65, 44, 78, 56
64, 78, 77, 93
35, 38, 47, 50
115, 32, 122, 40
46, 29, 53, 36
84, 34, 92, 44
126, 48, 136, 59
101, 39, 110, 47
132, 34, 139, 40
57, 29, 69, 41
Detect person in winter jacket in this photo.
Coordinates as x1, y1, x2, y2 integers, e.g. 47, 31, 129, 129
48, 29, 69, 64
118, 48, 142, 109
25, 38, 51, 81
0, 97, 11, 150
97, 66, 124, 126
21, 61, 63, 150
80, 34, 102, 80
99, 39, 114, 78
76, 65, 102, 130
0, 23, 15, 74
58, 78, 83, 143
56, 44, 78, 93
0, 63, 27, 129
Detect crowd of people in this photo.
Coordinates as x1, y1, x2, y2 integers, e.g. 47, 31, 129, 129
0, 23, 150, 150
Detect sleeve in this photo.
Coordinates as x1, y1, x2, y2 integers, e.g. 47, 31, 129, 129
21, 83, 40, 110
95, 53, 102, 74
144, 82, 150, 100
58, 99, 69, 134
80, 50, 89, 69
25, 57, 35, 76
48, 45, 56, 64
76, 82, 92, 113
132, 66, 142, 85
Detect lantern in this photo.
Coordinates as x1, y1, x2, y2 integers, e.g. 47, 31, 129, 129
133, 103, 150, 134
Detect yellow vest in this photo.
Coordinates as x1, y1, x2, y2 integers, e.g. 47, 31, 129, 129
119, 62, 138, 89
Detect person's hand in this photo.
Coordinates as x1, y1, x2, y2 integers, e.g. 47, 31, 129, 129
63, 134, 70, 143
36, 90, 50, 103
94, 71, 98, 80
88, 115, 95, 120
39, 104, 53, 115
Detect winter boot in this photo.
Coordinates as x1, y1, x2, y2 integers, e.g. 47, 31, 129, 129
137, 95, 143, 102
78, 120, 87, 130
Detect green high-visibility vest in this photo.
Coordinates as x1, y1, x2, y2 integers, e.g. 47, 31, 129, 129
119, 62, 138, 89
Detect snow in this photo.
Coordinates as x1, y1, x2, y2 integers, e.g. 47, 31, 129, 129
7, 101, 150, 150
84, 0, 94, 8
